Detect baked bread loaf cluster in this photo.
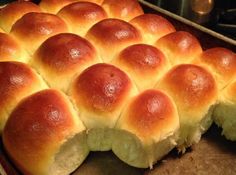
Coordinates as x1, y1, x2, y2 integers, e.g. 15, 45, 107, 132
0, 0, 235, 174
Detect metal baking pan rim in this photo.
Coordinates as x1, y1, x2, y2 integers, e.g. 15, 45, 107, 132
138, 0, 236, 46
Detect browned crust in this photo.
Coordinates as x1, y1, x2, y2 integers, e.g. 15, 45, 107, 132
72, 63, 132, 113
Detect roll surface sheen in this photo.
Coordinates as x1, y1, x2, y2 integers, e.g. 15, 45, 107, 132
0, 0, 235, 174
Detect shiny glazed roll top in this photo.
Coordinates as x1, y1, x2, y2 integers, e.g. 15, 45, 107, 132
156, 64, 218, 152
86, 18, 142, 62
0, 61, 47, 133
77, 0, 104, 4
130, 14, 176, 44
155, 31, 202, 66
113, 89, 179, 168
0, 1, 41, 33
192, 47, 236, 90
3, 89, 89, 175
70, 63, 138, 151
57, 2, 107, 36
112, 43, 169, 90
102, 0, 143, 21
39, 0, 78, 14
10, 12, 68, 55
40, 0, 104, 14
31, 33, 101, 93
0, 32, 29, 62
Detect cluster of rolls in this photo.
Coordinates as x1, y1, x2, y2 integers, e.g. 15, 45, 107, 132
0, 0, 235, 175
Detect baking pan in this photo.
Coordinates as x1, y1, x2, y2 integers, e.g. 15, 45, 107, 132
139, 0, 236, 52
0, 1, 236, 175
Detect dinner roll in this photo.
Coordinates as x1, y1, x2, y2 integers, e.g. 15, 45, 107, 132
113, 89, 179, 168
39, 0, 78, 14
10, 12, 68, 55
0, 1, 41, 33
3, 89, 89, 175
0, 32, 29, 62
70, 63, 138, 151
192, 47, 236, 90
86, 18, 142, 62
31, 33, 101, 93
155, 31, 202, 66
156, 64, 218, 152
130, 14, 176, 44
1, 0, 236, 173
57, 2, 107, 36
77, 0, 104, 4
102, 0, 143, 21
112, 44, 169, 91
0, 61, 47, 133
213, 80, 236, 141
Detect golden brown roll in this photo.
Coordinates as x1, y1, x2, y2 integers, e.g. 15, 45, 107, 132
112, 43, 169, 91
70, 63, 138, 151
40, 0, 104, 14
113, 89, 179, 168
0, 1, 41, 33
155, 31, 202, 66
57, 2, 107, 36
192, 47, 236, 90
39, 0, 78, 14
0, 61, 47, 133
3, 89, 89, 175
86, 18, 142, 62
0, 32, 29, 62
31, 33, 101, 93
213, 80, 236, 141
10, 12, 68, 55
77, 0, 104, 4
102, 0, 143, 21
156, 64, 218, 152
0, 28, 4, 33
130, 14, 176, 44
